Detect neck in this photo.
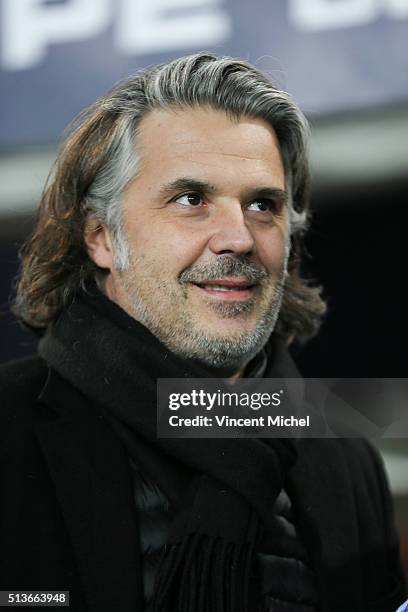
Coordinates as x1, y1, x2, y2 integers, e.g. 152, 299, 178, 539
186, 358, 247, 381
99, 278, 266, 381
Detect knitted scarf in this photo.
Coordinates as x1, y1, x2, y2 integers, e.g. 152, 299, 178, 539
39, 289, 299, 612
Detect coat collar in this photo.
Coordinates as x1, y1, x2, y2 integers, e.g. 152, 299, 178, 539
35, 368, 144, 612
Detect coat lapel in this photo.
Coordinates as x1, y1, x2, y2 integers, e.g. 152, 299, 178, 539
35, 369, 144, 612
288, 439, 364, 612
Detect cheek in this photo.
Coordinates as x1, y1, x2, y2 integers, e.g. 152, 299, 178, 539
168, 235, 210, 274
256, 227, 289, 274
131, 224, 209, 275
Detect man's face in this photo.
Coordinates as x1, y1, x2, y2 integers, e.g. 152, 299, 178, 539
103, 107, 290, 373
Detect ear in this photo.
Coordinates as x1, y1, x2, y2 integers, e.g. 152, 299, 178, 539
84, 215, 115, 271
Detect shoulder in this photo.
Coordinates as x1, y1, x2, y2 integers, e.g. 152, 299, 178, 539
338, 438, 393, 514
336, 438, 388, 486
295, 438, 391, 512
301, 437, 387, 476
0, 354, 48, 397
0, 355, 48, 427
0, 354, 47, 384
324, 438, 389, 489
316, 438, 393, 525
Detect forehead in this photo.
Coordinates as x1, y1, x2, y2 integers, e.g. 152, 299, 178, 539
135, 106, 285, 191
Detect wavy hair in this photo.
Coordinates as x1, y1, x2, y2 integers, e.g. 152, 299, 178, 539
13, 53, 326, 340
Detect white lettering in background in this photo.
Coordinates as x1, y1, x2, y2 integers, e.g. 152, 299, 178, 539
288, 0, 408, 31
116, 0, 231, 55
1, 0, 111, 70
0, 0, 231, 71
387, 0, 408, 17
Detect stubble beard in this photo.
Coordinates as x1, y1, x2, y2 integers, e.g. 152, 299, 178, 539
116, 251, 289, 371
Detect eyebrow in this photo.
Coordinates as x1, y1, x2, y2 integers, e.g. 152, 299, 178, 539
158, 178, 216, 199
158, 177, 289, 205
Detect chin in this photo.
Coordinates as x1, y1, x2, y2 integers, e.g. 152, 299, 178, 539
199, 311, 259, 332
169, 327, 270, 370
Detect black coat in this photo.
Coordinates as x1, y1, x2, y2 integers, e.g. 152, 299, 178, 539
0, 355, 406, 611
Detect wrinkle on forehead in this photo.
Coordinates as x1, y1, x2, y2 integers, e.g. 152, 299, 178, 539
136, 107, 285, 186
171, 127, 282, 156
175, 148, 275, 162
139, 106, 281, 149
169, 151, 285, 184
171, 153, 275, 167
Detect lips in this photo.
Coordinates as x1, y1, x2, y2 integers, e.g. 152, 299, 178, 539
195, 278, 255, 290
192, 278, 257, 301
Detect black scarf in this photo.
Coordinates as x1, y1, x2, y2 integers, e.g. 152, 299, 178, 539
39, 290, 299, 612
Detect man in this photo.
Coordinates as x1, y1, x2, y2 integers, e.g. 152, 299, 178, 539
1, 53, 405, 611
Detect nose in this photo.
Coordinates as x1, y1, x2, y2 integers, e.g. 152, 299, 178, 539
207, 202, 255, 256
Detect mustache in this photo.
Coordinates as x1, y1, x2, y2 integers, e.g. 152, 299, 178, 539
178, 257, 269, 286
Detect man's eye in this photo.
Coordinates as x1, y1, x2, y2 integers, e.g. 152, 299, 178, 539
247, 199, 275, 213
175, 193, 204, 207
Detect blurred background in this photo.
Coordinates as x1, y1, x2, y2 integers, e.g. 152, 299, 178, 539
1, 0, 407, 576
